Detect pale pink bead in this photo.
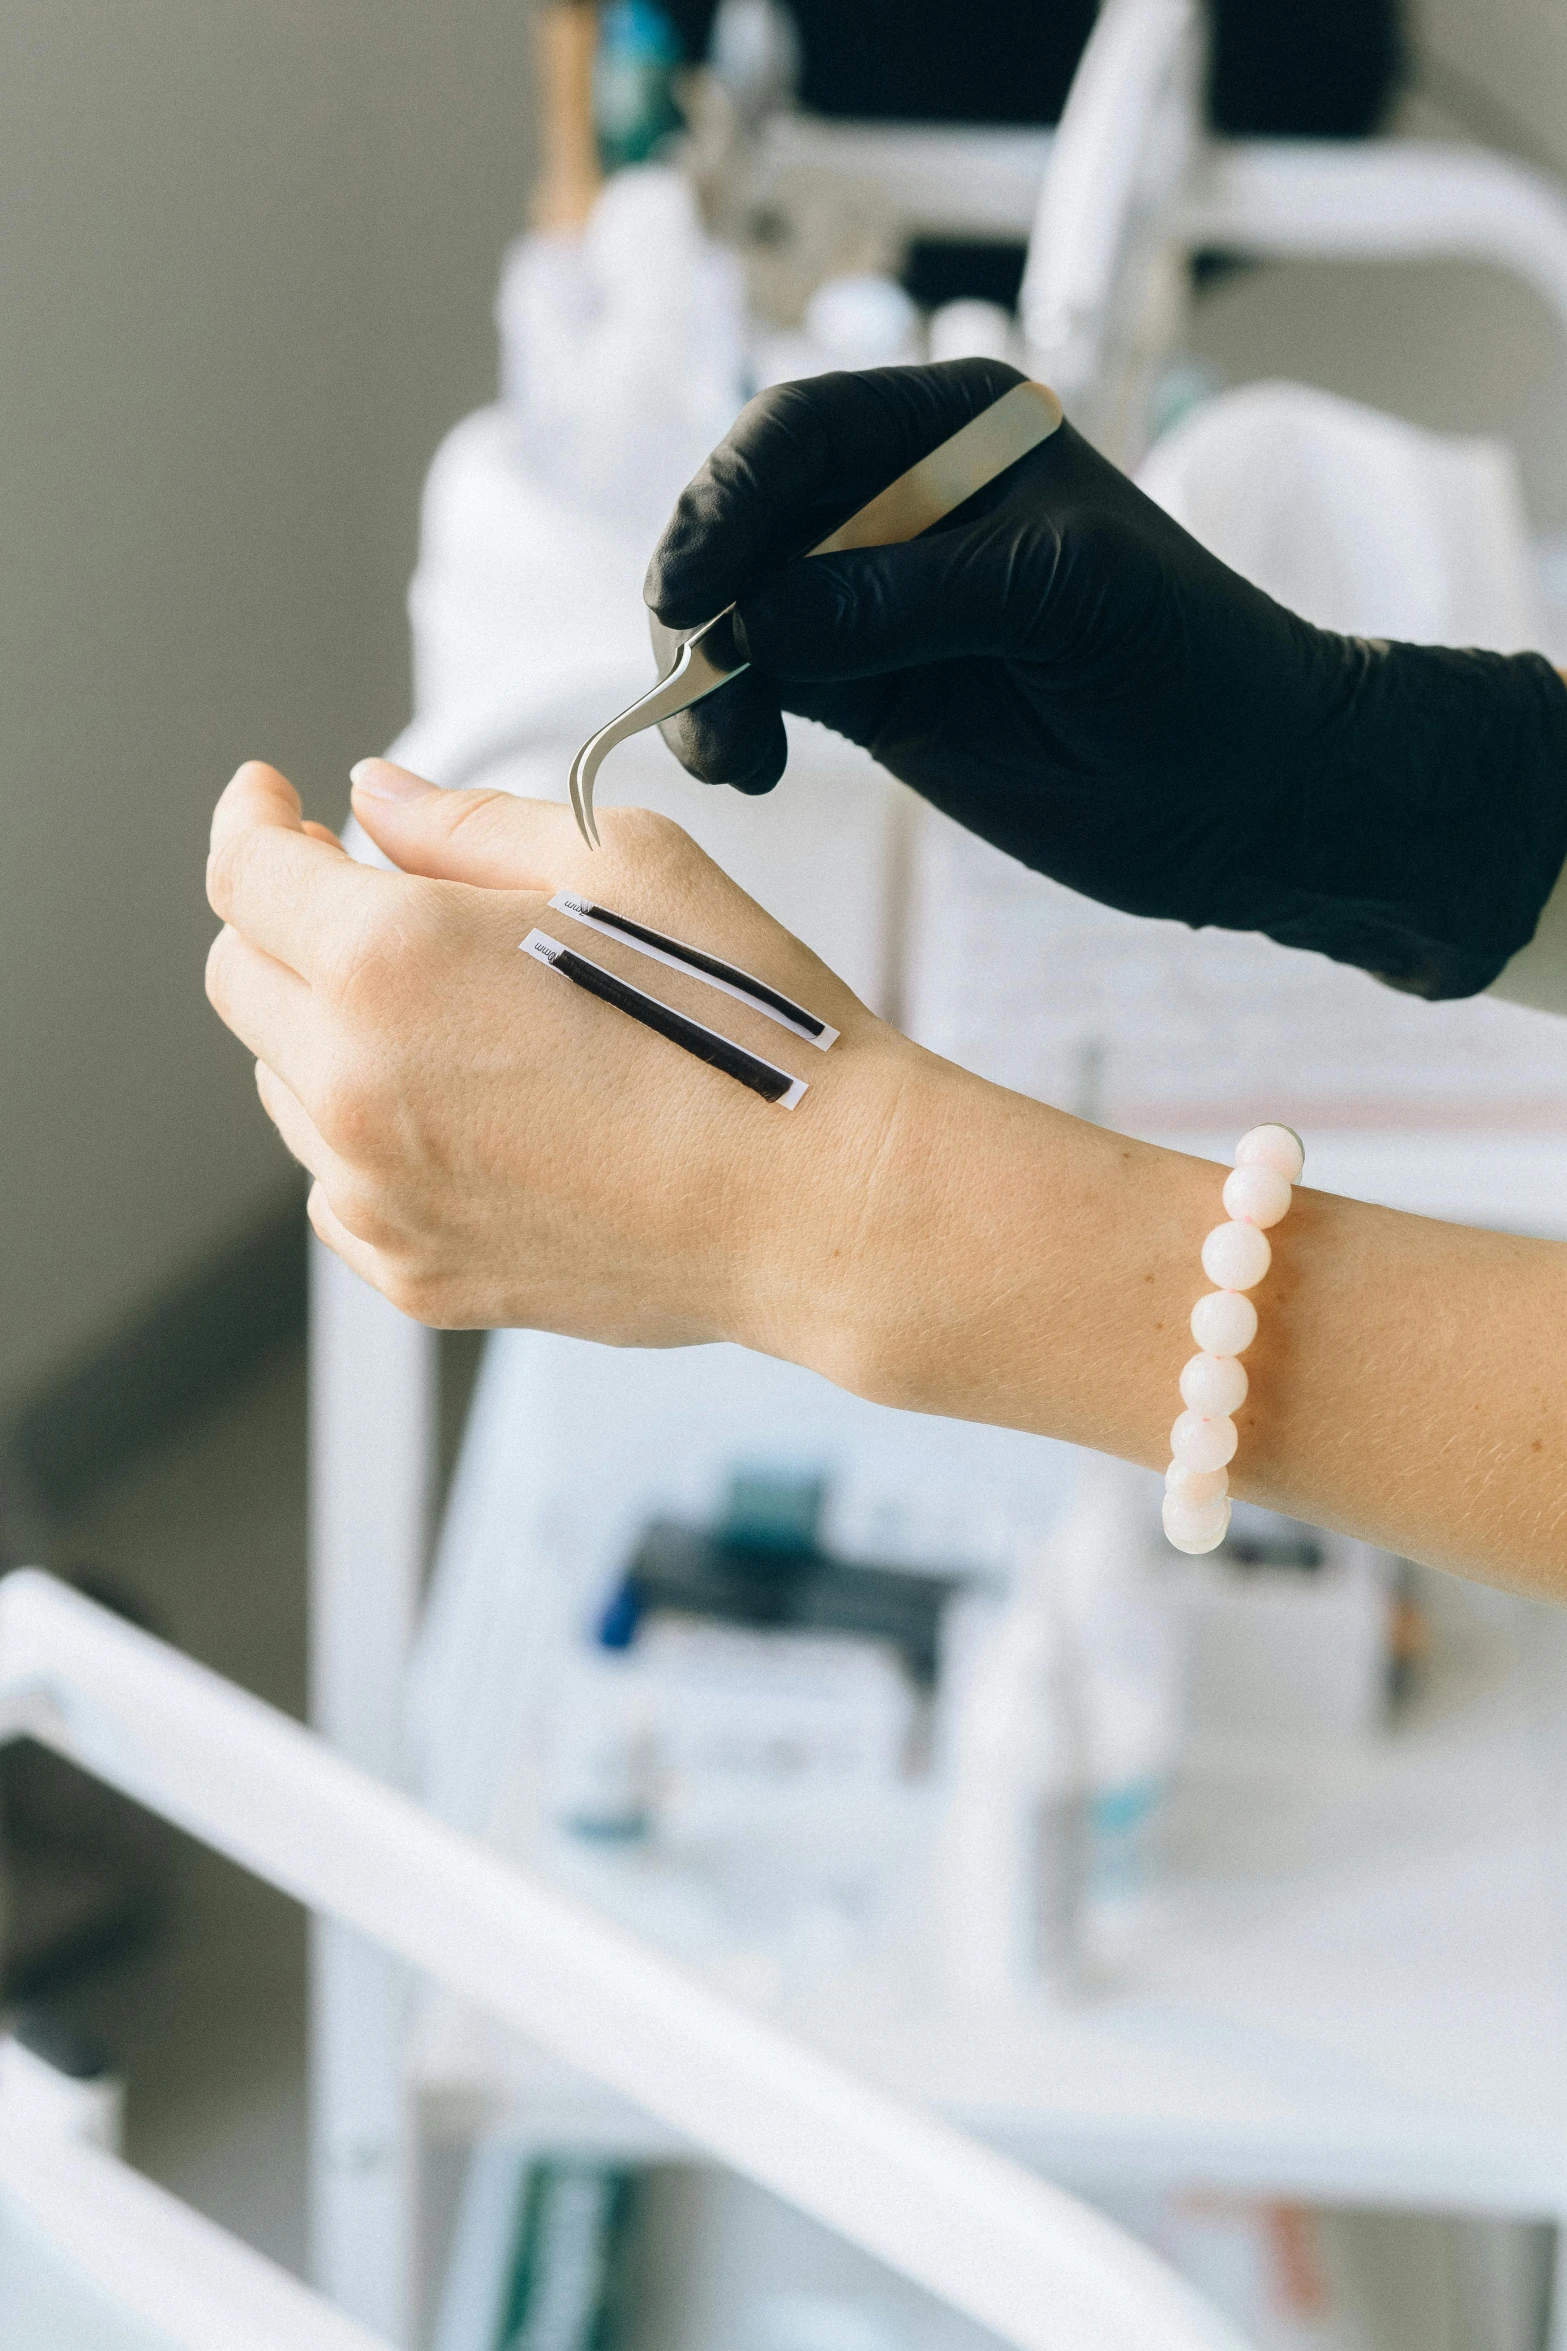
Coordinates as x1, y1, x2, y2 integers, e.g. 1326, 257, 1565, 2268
1221, 1163, 1292, 1229
1169, 1409, 1238, 1472
1200, 1220, 1271, 1292
1163, 1487, 1229, 1538
1179, 1350, 1248, 1416
1166, 1461, 1228, 1505
1235, 1123, 1305, 1183
1190, 1287, 1258, 1355
1162, 1492, 1230, 1555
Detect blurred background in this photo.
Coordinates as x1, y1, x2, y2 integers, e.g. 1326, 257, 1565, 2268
6, 4, 1567, 2349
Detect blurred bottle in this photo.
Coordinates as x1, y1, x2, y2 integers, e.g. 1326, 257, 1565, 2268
806, 273, 921, 365
497, 163, 747, 533
548, 1583, 657, 1843
1385, 1557, 1431, 1713
531, 0, 605, 233
595, 0, 685, 172
750, 2294, 908, 2351
1050, 1463, 1187, 1970
927, 298, 1021, 368
435, 2140, 644, 2351
709, 0, 800, 127
754, 271, 922, 388
932, 1565, 1088, 2001
824, 1472, 1014, 1580
1154, 2195, 1353, 2351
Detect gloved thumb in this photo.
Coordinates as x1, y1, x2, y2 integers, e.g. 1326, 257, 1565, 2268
735, 526, 1031, 684
349, 762, 580, 891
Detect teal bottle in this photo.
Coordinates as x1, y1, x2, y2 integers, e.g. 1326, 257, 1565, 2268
594, 0, 684, 172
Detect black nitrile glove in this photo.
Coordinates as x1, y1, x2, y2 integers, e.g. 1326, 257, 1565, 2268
645, 358, 1567, 999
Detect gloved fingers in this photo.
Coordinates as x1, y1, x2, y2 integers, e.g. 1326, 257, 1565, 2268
772, 674, 904, 755
645, 357, 1024, 630
650, 664, 904, 790
734, 522, 1047, 683
656, 670, 789, 793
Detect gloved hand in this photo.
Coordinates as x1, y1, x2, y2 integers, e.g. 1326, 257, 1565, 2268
645, 358, 1567, 999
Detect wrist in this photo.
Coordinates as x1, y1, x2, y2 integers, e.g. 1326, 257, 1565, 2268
822, 1062, 1090, 1426
767, 1041, 1199, 1449
784, 1054, 1266, 1479
722, 1020, 930, 1384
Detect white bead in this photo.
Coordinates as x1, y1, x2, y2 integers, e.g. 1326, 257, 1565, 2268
1179, 1351, 1248, 1415
1201, 1220, 1271, 1291
1162, 1493, 1230, 1554
1190, 1288, 1258, 1355
1162, 1487, 1229, 1538
1221, 1163, 1292, 1229
1166, 1461, 1228, 1504
1235, 1123, 1304, 1183
1163, 1490, 1226, 1538
1170, 1409, 1238, 1472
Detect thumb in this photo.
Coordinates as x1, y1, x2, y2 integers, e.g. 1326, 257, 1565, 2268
349, 763, 584, 889
735, 525, 1035, 684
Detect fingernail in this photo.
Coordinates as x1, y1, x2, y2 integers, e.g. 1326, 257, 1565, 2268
351, 758, 430, 801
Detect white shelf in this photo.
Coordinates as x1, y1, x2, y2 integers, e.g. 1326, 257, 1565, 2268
412, 1607, 1567, 2221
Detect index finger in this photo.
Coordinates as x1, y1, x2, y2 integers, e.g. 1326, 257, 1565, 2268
207, 760, 387, 981
643, 357, 1022, 629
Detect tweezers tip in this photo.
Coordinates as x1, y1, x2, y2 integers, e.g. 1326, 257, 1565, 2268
568, 756, 601, 850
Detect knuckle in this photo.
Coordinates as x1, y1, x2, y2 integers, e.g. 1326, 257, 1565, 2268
382, 1263, 453, 1327
322, 903, 413, 1009
440, 787, 514, 847
738, 378, 815, 440
314, 1065, 392, 1161
333, 1183, 404, 1254
312, 1165, 407, 1257
205, 832, 251, 919
203, 927, 231, 1008
680, 681, 785, 790
657, 711, 712, 784
659, 712, 721, 786
597, 804, 687, 866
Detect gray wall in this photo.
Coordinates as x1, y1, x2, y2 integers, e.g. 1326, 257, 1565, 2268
0, 5, 535, 1409
1417, 0, 1567, 173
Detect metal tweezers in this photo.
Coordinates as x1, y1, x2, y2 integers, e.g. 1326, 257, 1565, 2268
567, 379, 1063, 848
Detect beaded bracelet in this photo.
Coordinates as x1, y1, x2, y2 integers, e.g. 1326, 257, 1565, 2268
1162, 1123, 1305, 1556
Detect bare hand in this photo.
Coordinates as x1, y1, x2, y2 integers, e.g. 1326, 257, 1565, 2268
204, 759, 916, 1362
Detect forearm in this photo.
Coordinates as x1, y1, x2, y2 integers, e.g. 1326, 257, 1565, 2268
789, 1044, 1567, 1595
210, 754, 1565, 1600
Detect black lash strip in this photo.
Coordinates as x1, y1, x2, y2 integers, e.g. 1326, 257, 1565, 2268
522, 932, 806, 1108
550, 892, 836, 1050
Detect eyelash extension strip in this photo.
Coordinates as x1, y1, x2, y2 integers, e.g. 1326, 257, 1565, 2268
520, 930, 808, 1109
548, 891, 838, 1051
